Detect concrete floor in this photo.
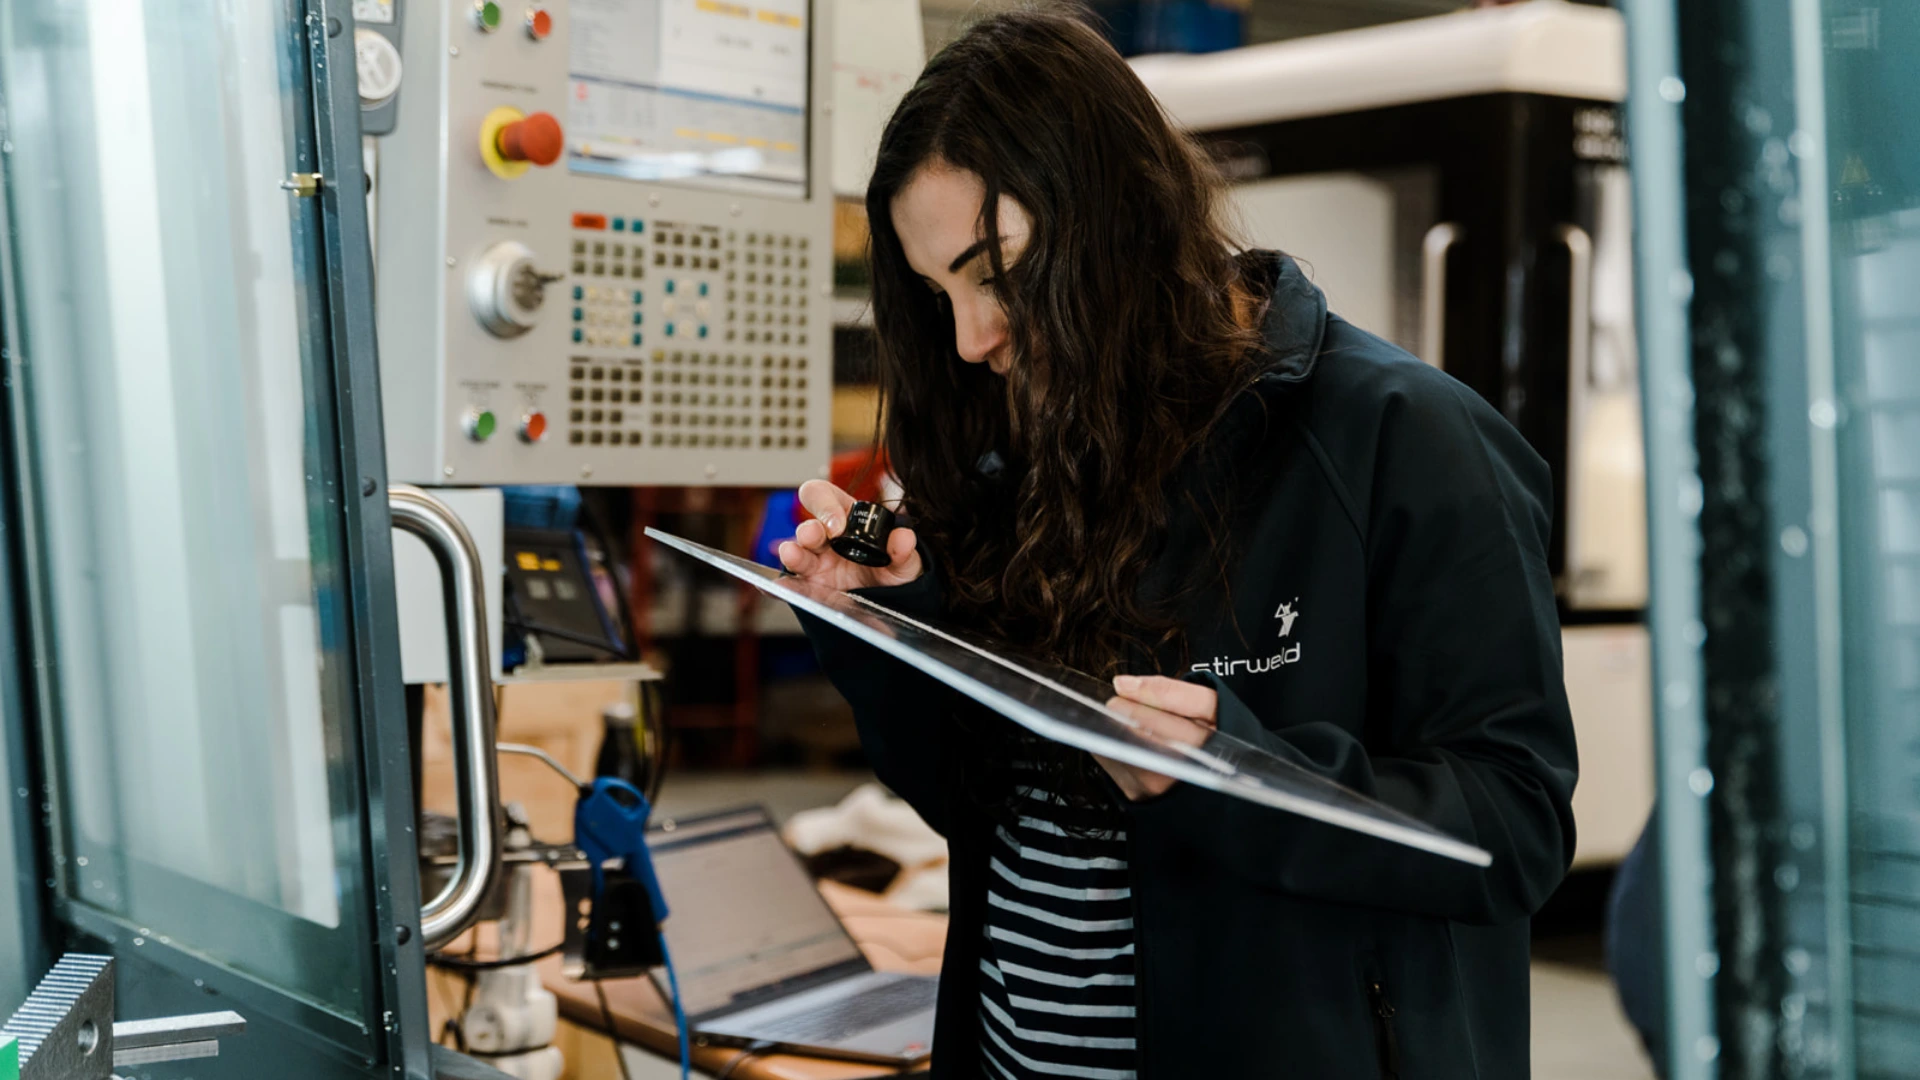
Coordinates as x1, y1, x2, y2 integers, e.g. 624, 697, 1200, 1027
1532, 960, 1657, 1079
642, 770, 1660, 1079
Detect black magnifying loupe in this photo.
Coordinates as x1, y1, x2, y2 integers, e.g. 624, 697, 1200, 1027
829, 501, 898, 567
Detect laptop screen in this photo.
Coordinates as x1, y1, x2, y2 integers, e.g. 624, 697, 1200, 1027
649, 807, 870, 1017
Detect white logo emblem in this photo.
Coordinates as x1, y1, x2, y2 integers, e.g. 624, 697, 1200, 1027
1192, 596, 1305, 677
1276, 599, 1300, 638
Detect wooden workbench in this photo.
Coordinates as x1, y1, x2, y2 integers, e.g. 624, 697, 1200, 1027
534, 873, 944, 1079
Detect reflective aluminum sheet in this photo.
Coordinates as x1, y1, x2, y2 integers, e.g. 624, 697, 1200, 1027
646, 528, 1492, 866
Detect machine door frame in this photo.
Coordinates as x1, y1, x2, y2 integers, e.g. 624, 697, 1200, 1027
0, 1, 431, 1075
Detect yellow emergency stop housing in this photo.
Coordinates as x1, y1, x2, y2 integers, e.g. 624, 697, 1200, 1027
478, 105, 532, 179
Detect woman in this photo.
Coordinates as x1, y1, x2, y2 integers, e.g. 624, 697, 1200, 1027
780, 10, 1577, 1078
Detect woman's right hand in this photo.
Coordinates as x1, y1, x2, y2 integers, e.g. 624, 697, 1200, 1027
776, 479, 924, 591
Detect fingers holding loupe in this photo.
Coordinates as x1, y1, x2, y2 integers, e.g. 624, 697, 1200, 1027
829, 501, 898, 567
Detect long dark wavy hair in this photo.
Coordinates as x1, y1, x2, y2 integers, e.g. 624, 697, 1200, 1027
865, 8, 1265, 814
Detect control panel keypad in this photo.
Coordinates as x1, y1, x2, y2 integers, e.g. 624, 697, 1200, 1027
562, 213, 814, 452
570, 285, 642, 349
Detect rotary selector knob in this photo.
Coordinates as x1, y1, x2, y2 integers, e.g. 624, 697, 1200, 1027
468, 241, 559, 338
354, 29, 403, 108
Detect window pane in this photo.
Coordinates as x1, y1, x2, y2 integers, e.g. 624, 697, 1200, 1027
2, 0, 373, 1020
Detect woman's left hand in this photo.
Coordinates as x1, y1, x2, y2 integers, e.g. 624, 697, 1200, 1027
1095, 675, 1219, 800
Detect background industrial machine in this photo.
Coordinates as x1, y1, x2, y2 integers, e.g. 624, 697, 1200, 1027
1134, 0, 1653, 866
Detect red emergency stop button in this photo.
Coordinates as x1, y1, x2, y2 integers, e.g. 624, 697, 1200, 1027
497, 112, 563, 167
527, 7, 553, 40
520, 410, 548, 443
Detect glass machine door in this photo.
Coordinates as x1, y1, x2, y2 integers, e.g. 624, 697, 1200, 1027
0, 2, 430, 1076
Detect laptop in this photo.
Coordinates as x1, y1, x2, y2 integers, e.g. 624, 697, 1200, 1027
646, 806, 939, 1065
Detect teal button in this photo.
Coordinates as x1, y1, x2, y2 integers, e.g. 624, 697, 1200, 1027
572, 307, 583, 321
632, 290, 643, 303
698, 282, 709, 296
664, 280, 676, 294
698, 325, 708, 338
634, 219, 645, 233
632, 312, 643, 324
632, 332, 643, 346
571, 328, 583, 343
572, 285, 584, 300
613, 218, 626, 231
665, 322, 675, 336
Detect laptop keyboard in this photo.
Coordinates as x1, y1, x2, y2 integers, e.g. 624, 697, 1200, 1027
750, 977, 938, 1044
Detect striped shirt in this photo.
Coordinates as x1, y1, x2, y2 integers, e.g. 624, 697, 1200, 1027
977, 785, 1138, 1080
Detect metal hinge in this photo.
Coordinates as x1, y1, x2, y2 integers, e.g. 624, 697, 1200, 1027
280, 172, 325, 197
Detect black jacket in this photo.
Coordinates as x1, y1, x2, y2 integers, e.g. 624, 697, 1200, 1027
801, 253, 1578, 1079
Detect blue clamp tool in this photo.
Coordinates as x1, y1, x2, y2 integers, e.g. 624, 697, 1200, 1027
574, 776, 670, 928
573, 776, 692, 1079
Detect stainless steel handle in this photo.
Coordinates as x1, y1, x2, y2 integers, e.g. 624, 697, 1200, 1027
1557, 224, 1595, 593
1420, 222, 1463, 369
390, 483, 502, 951
1558, 224, 1594, 396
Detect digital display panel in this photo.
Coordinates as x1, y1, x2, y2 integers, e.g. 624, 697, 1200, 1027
569, 0, 810, 198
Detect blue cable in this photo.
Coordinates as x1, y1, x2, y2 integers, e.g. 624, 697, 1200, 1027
659, 930, 691, 1080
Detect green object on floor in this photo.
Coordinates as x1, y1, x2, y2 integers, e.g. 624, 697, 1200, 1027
1, 1034, 18, 1080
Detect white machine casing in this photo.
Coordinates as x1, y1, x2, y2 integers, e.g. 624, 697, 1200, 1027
375, 0, 835, 487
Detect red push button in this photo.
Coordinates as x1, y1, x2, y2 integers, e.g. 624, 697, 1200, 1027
527, 7, 553, 40
520, 411, 548, 443
496, 112, 563, 167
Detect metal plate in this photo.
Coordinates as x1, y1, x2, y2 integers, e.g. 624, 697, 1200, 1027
2, 954, 112, 1080
645, 529, 1492, 866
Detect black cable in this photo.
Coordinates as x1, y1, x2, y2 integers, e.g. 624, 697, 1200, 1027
715, 1040, 778, 1080
641, 678, 669, 806
426, 941, 566, 971
450, 937, 480, 1051
595, 979, 635, 1080
505, 617, 627, 656
576, 492, 641, 661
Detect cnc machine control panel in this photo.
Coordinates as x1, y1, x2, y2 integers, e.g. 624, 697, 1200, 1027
374, 0, 833, 486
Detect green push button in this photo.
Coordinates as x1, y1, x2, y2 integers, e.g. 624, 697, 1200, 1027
467, 409, 497, 442
477, 1, 502, 29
